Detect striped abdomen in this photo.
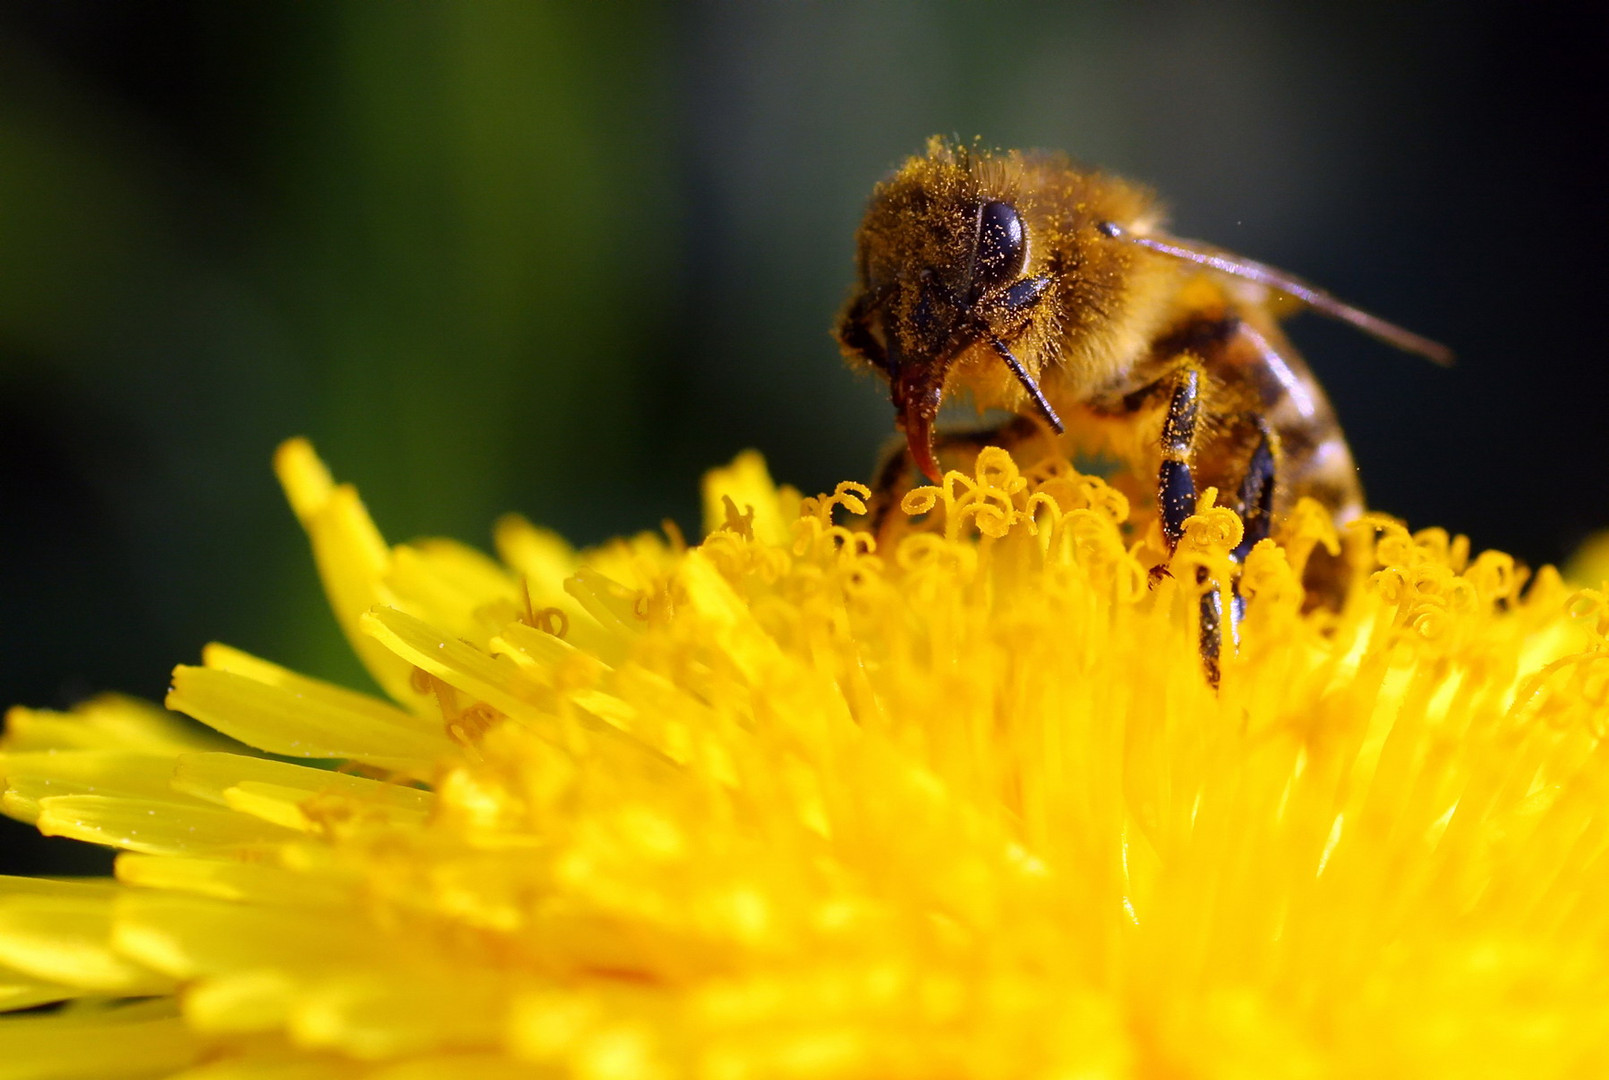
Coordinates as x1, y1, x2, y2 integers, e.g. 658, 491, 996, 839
1227, 313, 1363, 527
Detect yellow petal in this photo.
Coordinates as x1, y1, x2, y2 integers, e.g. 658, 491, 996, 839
0, 999, 203, 1080
0, 895, 172, 994
112, 893, 386, 979
359, 607, 553, 720
114, 854, 354, 908
0, 876, 118, 899
273, 438, 420, 709
388, 540, 519, 644
167, 1056, 365, 1080
489, 619, 609, 686
36, 795, 297, 856
286, 972, 509, 1060
365, 1055, 549, 1080
171, 753, 432, 832
0, 972, 83, 1012
0, 751, 194, 823
2, 695, 234, 755
1564, 529, 1609, 586
182, 969, 297, 1035
493, 514, 579, 589
167, 645, 452, 770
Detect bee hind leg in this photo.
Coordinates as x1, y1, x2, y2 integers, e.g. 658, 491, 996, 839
1232, 421, 1276, 563
1226, 422, 1277, 631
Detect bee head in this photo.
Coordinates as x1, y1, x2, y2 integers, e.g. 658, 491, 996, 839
836, 140, 1062, 482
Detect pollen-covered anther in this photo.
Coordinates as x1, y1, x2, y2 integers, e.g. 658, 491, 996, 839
1273, 496, 1342, 580
1568, 585, 1609, 643
898, 447, 1040, 542
412, 668, 504, 748
1175, 488, 1244, 558
1238, 539, 1302, 609
446, 702, 502, 747
1168, 490, 1243, 596
516, 577, 571, 639
532, 607, 570, 638
795, 481, 877, 561
408, 666, 435, 697
632, 583, 682, 624
297, 788, 416, 840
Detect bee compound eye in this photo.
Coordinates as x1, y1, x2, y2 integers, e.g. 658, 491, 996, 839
975, 201, 1026, 288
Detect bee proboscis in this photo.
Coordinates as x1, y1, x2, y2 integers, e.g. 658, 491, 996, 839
836, 137, 1451, 682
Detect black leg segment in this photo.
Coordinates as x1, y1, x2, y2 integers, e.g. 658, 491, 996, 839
1151, 364, 1233, 687
1157, 367, 1201, 551
1199, 588, 1224, 688
1232, 423, 1276, 563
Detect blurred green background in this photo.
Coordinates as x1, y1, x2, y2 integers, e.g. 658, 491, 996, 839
3, 2, 1607, 872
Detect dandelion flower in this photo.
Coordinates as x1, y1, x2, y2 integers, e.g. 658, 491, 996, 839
3, 439, 1608, 1078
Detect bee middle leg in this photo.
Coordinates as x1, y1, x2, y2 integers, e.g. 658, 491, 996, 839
1145, 364, 1234, 685
1155, 365, 1203, 554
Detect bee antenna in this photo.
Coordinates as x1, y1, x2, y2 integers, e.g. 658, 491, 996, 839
1097, 221, 1454, 367
989, 338, 1065, 433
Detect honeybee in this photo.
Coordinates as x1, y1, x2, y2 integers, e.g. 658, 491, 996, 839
836, 137, 1450, 679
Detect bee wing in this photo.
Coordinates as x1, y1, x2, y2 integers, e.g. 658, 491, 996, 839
1098, 222, 1453, 367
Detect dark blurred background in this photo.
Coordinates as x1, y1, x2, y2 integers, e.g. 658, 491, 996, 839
3, 2, 1607, 872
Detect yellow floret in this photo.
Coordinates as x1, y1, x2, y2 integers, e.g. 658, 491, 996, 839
2, 440, 1607, 1079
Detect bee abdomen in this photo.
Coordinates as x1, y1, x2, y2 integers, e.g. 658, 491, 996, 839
1228, 319, 1364, 523
1276, 426, 1363, 523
